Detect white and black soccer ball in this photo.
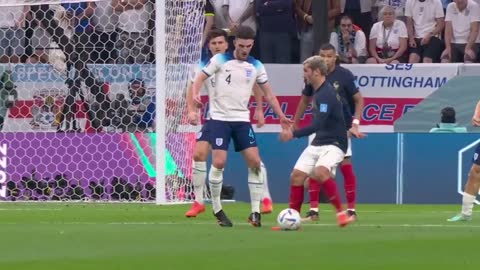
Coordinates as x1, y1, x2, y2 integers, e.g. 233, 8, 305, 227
277, 208, 301, 230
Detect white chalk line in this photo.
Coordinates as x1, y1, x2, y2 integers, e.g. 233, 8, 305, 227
0, 221, 478, 228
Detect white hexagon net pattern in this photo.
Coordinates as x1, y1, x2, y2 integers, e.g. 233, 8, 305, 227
0, 0, 206, 202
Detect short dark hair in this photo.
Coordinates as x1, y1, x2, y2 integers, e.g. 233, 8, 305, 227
340, 15, 353, 23
235, 26, 256, 40
441, 107, 456, 123
207, 28, 228, 43
319, 43, 336, 53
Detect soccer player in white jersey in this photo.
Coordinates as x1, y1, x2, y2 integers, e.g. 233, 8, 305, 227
192, 26, 291, 227
184, 29, 274, 219
448, 100, 480, 221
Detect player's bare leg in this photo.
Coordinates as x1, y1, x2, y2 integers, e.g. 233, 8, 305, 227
448, 163, 480, 221
210, 149, 232, 227
241, 147, 264, 227
340, 157, 357, 220
185, 141, 209, 218
260, 161, 273, 214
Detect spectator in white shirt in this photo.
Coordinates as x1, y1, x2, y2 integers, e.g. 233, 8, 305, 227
405, 0, 445, 63
222, 0, 256, 34
441, 0, 480, 63
0, 6, 28, 63
329, 15, 368, 63
222, 0, 257, 56
114, 0, 152, 64
367, 5, 408, 63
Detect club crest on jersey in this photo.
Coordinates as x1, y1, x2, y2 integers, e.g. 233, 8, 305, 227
333, 81, 340, 90
245, 69, 253, 79
319, 103, 328, 112
216, 138, 223, 146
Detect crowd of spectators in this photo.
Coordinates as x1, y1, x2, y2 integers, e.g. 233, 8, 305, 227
1, 0, 478, 66
0, 0, 154, 65
205, 0, 480, 64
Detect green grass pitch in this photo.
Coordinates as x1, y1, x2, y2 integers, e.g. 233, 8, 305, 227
1, 203, 479, 270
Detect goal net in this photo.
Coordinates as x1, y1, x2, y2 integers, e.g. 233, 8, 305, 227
0, 0, 206, 203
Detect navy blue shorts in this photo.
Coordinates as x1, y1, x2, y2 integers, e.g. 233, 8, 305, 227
473, 144, 480, 166
208, 119, 257, 152
196, 120, 211, 142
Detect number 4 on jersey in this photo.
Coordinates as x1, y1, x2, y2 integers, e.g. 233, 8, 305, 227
225, 74, 231, 84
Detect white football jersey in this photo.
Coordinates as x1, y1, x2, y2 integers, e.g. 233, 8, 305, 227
201, 52, 268, 122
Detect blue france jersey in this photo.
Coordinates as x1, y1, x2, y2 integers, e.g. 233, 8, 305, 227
201, 52, 268, 122
303, 66, 359, 128
294, 82, 348, 153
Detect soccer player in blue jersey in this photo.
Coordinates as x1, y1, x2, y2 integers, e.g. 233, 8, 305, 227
185, 29, 274, 220
279, 56, 354, 228
448, 101, 480, 221
293, 43, 365, 221
191, 26, 290, 227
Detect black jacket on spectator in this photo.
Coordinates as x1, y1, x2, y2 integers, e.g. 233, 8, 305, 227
255, 0, 296, 35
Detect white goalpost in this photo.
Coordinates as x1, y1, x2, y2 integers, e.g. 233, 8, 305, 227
155, 0, 166, 204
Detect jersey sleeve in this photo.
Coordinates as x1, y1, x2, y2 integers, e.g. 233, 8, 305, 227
434, 0, 445, 18
344, 69, 359, 98
254, 60, 268, 84
189, 64, 201, 83
202, 54, 224, 77
302, 84, 314, 97
471, 3, 480, 23
404, 0, 413, 17
205, 0, 215, 16
369, 22, 379, 40
293, 92, 331, 138
398, 20, 408, 38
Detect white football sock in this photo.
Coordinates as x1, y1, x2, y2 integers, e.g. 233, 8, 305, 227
248, 167, 264, 213
261, 161, 271, 200
462, 192, 476, 216
209, 165, 223, 214
192, 161, 206, 203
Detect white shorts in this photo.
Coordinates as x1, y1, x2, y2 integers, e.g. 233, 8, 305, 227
345, 137, 352, 157
308, 135, 352, 157
294, 145, 345, 176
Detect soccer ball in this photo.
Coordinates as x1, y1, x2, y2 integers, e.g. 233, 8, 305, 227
277, 208, 301, 230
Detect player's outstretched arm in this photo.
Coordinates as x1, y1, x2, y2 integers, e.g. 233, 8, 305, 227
258, 82, 292, 128
281, 95, 329, 142
186, 81, 195, 112
473, 100, 480, 126
185, 81, 200, 125
252, 84, 265, 128
191, 72, 209, 106
352, 92, 364, 124
293, 94, 310, 129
